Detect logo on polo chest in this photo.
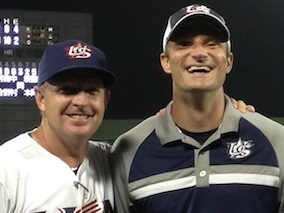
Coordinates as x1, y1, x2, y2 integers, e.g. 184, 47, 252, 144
227, 138, 254, 159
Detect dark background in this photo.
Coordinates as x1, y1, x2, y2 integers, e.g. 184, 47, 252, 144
1, 0, 284, 119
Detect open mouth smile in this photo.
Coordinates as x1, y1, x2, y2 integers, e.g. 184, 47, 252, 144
187, 66, 212, 73
68, 114, 92, 120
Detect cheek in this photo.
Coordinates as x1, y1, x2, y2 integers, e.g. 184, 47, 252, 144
45, 97, 69, 116
215, 54, 230, 71
91, 96, 107, 111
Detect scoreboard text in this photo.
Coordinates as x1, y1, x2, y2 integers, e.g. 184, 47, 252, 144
0, 17, 58, 98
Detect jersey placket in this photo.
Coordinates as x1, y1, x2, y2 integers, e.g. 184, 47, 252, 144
193, 130, 222, 187
194, 148, 210, 187
73, 163, 91, 208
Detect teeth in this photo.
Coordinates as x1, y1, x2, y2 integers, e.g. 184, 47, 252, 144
70, 114, 89, 119
187, 66, 211, 72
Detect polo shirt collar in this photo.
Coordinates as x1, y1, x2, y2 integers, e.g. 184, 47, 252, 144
156, 95, 242, 146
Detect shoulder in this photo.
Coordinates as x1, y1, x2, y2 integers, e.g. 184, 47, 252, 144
225, 95, 284, 136
0, 132, 38, 179
242, 112, 284, 133
112, 102, 176, 152
241, 112, 284, 153
124, 115, 156, 132
86, 141, 113, 177
112, 116, 156, 145
89, 140, 112, 150
0, 132, 35, 155
88, 140, 111, 155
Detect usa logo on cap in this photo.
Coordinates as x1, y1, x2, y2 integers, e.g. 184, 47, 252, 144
185, 4, 211, 13
37, 40, 116, 87
66, 42, 92, 59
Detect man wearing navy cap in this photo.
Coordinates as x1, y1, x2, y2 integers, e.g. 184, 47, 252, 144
111, 4, 284, 213
0, 40, 116, 212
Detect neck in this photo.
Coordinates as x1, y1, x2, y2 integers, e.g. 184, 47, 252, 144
31, 125, 87, 168
171, 91, 225, 132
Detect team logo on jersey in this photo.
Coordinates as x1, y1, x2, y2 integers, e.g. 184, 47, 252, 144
66, 42, 92, 59
31, 199, 114, 213
227, 138, 254, 159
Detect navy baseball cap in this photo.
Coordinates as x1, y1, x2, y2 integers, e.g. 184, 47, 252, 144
162, 4, 231, 52
37, 40, 116, 87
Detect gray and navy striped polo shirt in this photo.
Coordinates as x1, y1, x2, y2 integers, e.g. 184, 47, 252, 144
111, 96, 284, 213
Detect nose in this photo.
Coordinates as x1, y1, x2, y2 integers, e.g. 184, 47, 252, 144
190, 45, 208, 62
72, 91, 89, 108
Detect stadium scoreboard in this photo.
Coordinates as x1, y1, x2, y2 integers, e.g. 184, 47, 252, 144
0, 10, 93, 99
0, 17, 57, 98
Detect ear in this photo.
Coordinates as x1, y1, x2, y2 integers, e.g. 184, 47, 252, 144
160, 52, 172, 74
104, 90, 111, 109
226, 52, 234, 74
34, 86, 46, 112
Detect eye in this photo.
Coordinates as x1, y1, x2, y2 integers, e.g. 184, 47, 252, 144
206, 40, 219, 48
84, 87, 101, 95
57, 87, 78, 95
176, 40, 192, 47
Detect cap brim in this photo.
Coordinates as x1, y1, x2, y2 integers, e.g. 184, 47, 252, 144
171, 13, 230, 42
48, 66, 116, 87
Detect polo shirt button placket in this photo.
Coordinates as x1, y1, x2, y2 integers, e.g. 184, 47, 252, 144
199, 170, 207, 177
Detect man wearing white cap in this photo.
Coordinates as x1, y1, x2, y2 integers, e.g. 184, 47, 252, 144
111, 4, 284, 213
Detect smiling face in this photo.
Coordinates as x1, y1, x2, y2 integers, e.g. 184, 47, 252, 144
160, 23, 233, 98
34, 69, 110, 142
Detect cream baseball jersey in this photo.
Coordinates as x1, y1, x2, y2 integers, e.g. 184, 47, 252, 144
0, 130, 114, 213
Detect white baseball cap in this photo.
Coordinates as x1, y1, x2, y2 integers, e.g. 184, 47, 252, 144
162, 4, 231, 52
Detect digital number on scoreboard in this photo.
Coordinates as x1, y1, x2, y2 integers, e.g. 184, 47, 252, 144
0, 17, 58, 98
